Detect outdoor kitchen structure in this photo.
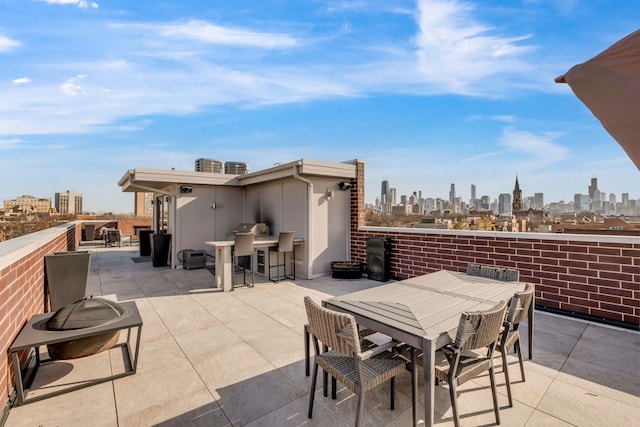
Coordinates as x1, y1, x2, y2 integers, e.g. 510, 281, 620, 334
117, 158, 358, 279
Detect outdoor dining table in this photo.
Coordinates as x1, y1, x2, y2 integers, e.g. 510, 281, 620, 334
323, 270, 534, 427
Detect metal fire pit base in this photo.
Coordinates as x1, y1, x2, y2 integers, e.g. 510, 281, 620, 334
9, 301, 143, 406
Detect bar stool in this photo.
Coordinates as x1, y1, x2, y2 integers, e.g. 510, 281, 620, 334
233, 232, 254, 289
269, 231, 295, 282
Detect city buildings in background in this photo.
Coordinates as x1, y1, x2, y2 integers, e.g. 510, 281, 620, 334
195, 158, 223, 173
54, 190, 83, 215
369, 176, 639, 233
2, 195, 53, 214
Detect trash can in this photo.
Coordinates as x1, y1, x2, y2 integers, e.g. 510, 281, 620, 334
44, 251, 91, 311
366, 237, 391, 282
84, 224, 95, 241
151, 233, 171, 267
139, 229, 153, 257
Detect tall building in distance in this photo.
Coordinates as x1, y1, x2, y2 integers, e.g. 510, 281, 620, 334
195, 158, 223, 173
534, 193, 544, 210
588, 177, 598, 200
512, 176, 523, 212
224, 161, 249, 175
449, 183, 456, 204
55, 190, 82, 215
381, 179, 390, 204
470, 184, 476, 201
134, 192, 154, 217
498, 193, 512, 215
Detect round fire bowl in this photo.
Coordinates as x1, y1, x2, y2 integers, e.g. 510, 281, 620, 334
47, 331, 120, 360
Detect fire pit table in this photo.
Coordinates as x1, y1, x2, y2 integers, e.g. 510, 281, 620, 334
9, 301, 142, 405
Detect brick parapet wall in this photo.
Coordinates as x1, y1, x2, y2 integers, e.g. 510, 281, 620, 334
351, 227, 640, 328
0, 223, 78, 411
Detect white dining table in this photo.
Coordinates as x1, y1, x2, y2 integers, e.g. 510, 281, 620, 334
323, 270, 534, 427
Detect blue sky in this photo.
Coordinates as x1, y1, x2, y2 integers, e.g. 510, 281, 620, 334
1, 0, 638, 214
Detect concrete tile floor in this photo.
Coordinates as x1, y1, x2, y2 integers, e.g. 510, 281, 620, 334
5, 245, 640, 427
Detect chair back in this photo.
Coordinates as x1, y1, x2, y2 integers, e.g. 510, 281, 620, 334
234, 232, 254, 257
506, 283, 534, 325
304, 296, 361, 356
456, 300, 507, 352
106, 230, 120, 244
466, 263, 519, 281
278, 231, 295, 253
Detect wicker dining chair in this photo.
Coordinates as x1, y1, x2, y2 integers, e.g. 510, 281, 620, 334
497, 283, 535, 407
304, 296, 408, 427
466, 263, 520, 281
434, 300, 508, 427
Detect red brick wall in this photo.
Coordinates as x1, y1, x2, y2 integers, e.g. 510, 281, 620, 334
0, 224, 76, 407
350, 165, 639, 328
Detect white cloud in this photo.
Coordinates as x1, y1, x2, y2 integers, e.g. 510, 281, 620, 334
12, 77, 32, 84
154, 20, 297, 49
40, 0, 98, 8
0, 138, 23, 150
0, 34, 21, 52
414, 0, 534, 94
499, 127, 568, 160
60, 74, 87, 96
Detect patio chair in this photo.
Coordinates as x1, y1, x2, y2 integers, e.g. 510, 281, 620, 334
304, 296, 408, 427
467, 263, 519, 281
497, 283, 535, 407
232, 232, 254, 289
104, 229, 121, 247
268, 231, 296, 282
434, 300, 508, 427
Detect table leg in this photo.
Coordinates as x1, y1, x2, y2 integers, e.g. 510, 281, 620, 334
215, 246, 233, 292
411, 348, 418, 427
528, 293, 535, 359
423, 337, 436, 427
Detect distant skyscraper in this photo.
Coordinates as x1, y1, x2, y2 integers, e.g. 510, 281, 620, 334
512, 176, 523, 212
55, 190, 82, 215
381, 179, 389, 204
195, 158, 222, 173
498, 193, 512, 215
449, 183, 455, 204
390, 188, 397, 205
588, 177, 598, 200
470, 184, 476, 201
534, 193, 544, 209
224, 161, 249, 175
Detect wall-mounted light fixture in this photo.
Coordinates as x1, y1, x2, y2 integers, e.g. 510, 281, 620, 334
326, 188, 335, 201
338, 181, 352, 190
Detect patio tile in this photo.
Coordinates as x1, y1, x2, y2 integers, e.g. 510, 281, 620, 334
537, 379, 640, 427
244, 394, 346, 427
214, 367, 307, 426
113, 359, 212, 424
524, 411, 574, 426
225, 313, 305, 367
148, 294, 222, 336
190, 290, 264, 324
5, 382, 117, 427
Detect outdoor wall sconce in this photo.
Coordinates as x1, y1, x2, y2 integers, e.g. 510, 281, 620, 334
339, 181, 352, 190
326, 189, 335, 201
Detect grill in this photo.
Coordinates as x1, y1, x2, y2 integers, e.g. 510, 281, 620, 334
227, 223, 269, 239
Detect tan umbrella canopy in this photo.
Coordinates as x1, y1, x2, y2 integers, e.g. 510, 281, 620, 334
555, 29, 640, 170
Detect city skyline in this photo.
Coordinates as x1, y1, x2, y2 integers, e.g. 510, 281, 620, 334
373, 175, 638, 208
1, 1, 638, 213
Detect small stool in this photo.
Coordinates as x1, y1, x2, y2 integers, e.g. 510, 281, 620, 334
269, 231, 295, 282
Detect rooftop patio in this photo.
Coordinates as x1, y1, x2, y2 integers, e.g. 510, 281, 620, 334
4, 243, 639, 427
